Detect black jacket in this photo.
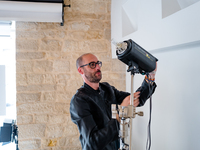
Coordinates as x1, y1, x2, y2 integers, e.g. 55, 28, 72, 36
70, 80, 156, 150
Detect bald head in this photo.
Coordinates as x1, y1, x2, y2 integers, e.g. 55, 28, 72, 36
76, 53, 95, 69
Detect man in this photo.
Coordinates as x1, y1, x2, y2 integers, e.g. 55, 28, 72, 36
70, 53, 157, 150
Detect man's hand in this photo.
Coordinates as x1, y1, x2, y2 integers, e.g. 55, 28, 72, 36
120, 91, 140, 107
149, 62, 157, 79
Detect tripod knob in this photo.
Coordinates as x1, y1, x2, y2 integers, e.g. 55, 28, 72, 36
136, 111, 144, 116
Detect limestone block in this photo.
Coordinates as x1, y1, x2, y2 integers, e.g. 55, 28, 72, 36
107, 2, 111, 13
53, 60, 70, 72
37, 22, 65, 30
108, 73, 126, 80
90, 20, 104, 30
68, 31, 86, 40
69, 72, 80, 80
16, 61, 34, 73
41, 138, 58, 149
63, 124, 78, 136
101, 72, 108, 80
104, 28, 111, 40
104, 20, 111, 28
61, 52, 82, 72
112, 79, 126, 91
69, 22, 90, 31
41, 92, 56, 102
17, 30, 44, 39
17, 85, 56, 92
34, 61, 53, 73
94, 2, 106, 14
86, 30, 104, 40
94, 0, 111, 2
55, 103, 70, 114
35, 114, 49, 124
70, 147, 82, 150
27, 74, 44, 84
17, 115, 33, 125
48, 114, 68, 124
82, 41, 107, 52
45, 52, 61, 60
111, 59, 126, 72
97, 14, 106, 20
81, 13, 98, 20
18, 124, 46, 139
16, 39, 38, 51
17, 92, 41, 104
64, 12, 82, 21
57, 91, 72, 103
16, 52, 45, 60
63, 40, 81, 52
16, 73, 27, 85
17, 103, 55, 115
106, 14, 111, 20
16, 22, 38, 31
56, 85, 66, 92
42, 30, 66, 39
72, 0, 94, 13
71, 136, 81, 147
37, 22, 55, 30
101, 61, 111, 72
40, 39, 62, 51
62, 147, 82, 150
40, 148, 52, 150
19, 139, 41, 150
56, 73, 71, 85
51, 147, 70, 150
66, 116, 75, 126
58, 137, 70, 147
97, 52, 111, 62
46, 124, 64, 138
66, 80, 82, 93
43, 74, 56, 84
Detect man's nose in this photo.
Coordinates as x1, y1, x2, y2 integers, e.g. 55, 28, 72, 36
95, 63, 101, 70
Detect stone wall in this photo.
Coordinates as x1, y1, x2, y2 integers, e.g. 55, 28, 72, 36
16, 0, 126, 149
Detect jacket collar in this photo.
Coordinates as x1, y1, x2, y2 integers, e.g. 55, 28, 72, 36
83, 82, 103, 94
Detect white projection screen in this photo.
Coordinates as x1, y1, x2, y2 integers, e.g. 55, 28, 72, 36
0, 65, 6, 116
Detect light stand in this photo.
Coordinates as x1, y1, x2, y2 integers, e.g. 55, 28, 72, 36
111, 38, 158, 150
112, 61, 144, 150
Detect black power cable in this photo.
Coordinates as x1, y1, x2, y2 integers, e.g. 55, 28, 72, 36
146, 96, 152, 150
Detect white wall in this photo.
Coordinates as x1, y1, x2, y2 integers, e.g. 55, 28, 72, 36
111, 0, 200, 57
111, 0, 200, 150
128, 43, 200, 150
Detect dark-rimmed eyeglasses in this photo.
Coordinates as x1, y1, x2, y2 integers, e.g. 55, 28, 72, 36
80, 61, 102, 69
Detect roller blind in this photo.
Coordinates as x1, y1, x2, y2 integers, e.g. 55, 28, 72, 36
0, 0, 64, 22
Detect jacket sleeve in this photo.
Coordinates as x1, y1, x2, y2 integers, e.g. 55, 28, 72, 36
110, 85, 130, 105
136, 79, 157, 107
70, 95, 119, 150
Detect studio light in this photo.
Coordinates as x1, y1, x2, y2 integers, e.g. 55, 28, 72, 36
115, 39, 158, 75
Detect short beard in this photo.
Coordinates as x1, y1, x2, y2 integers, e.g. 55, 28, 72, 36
84, 69, 102, 83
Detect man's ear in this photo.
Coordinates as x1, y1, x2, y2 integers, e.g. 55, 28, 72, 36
78, 67, 84, 75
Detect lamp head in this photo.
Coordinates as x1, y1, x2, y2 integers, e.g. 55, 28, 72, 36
116, 39, 158, 75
